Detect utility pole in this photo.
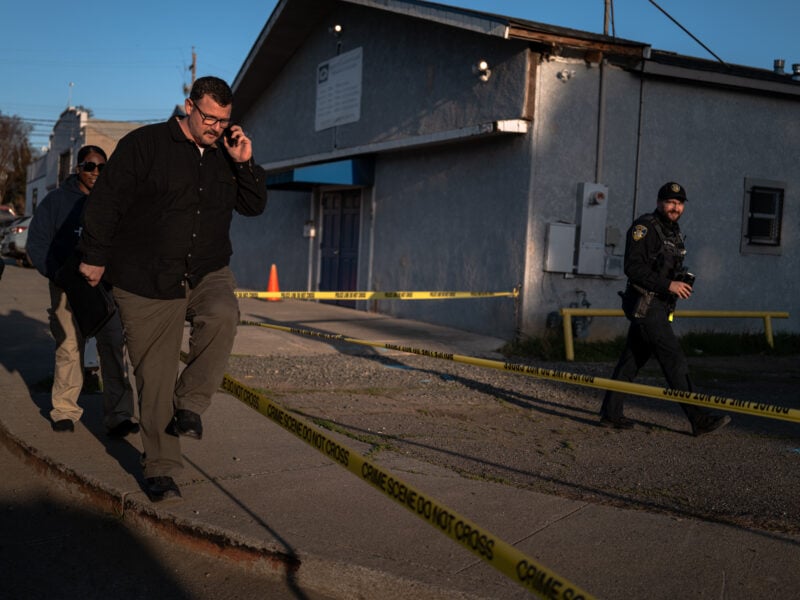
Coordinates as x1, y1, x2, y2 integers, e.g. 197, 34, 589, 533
603, 0, 611, 36
182, 47, 197, 96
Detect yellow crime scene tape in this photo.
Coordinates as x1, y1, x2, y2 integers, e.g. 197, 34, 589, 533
239, 320, 800, 425
218, 372, 595, 599
234, 289, 519, 300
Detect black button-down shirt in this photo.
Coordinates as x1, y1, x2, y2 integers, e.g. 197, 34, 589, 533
79, 117, 267, 299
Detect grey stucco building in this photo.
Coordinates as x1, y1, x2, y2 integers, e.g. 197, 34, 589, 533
227, 0, 799, 342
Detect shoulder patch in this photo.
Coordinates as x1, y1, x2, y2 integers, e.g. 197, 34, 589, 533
632, 224, 648, 241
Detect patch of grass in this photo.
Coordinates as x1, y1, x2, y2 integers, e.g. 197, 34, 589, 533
449, 465, 511, 485
500, 330, 566, 361
504, 331, 800, 362
311, 417, 395, 456
680, 331, 800, 356
501, 331, 627, 362
573, 337, 628, 361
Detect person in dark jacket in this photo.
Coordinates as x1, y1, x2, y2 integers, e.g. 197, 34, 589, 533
78, 77, 268, 502
599, 181, 731, 436
27, 145, 137, 436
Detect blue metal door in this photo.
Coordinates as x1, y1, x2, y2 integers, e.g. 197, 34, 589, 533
320, 190, 361, 307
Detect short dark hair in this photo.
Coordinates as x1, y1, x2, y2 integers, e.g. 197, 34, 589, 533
189, 76, 233, 107
77, 145, 107, 163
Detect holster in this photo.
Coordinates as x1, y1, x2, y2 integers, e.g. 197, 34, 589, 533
619, 283, 654, 321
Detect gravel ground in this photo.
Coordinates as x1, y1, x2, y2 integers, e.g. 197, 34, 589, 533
225, 348, 800, 535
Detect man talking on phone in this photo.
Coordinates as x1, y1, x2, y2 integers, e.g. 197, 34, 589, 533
78, 76, 267, 502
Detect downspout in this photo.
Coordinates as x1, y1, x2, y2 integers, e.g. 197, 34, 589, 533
520, 50, 542, 338
632, 51, 649, 221
595, 59, 606, 183
597, 0, 611, 183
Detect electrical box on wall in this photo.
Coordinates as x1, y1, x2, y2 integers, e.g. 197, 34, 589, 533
604, 254, 624, 277
544, 222, 576, 273
575, 182, 609, 275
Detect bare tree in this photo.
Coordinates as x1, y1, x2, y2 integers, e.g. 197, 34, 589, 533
0, 112, 33, 214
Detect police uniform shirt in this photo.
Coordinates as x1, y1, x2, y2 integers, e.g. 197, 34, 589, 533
624, 210, 685, 297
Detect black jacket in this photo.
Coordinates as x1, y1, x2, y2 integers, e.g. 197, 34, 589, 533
79, 117, 267, 299
624, 210, 686, 298
27, 174, 87, 280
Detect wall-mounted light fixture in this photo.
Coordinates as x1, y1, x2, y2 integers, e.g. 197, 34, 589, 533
557, 69, 575, 83
473, 59, 491, 82
329, 24, 343, 37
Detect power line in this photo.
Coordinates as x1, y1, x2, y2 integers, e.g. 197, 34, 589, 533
648, 0, 726, 65
7, 115, 161, 150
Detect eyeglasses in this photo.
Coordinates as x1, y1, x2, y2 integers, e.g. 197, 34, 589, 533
79, 162, 105, 173
191, 101, 232, 128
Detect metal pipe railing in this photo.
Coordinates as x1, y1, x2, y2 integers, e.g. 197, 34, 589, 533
559, 308, 790, 361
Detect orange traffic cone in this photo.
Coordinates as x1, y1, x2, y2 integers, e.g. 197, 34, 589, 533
266, 263, 281, 302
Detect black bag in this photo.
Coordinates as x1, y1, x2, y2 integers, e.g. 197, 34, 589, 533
53, 254, 117, 338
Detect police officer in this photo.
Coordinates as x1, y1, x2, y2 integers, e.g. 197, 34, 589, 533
599, 182, 731, 436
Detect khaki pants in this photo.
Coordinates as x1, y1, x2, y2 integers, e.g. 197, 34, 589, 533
113, 267, 239, 478
48, 282, 135, 427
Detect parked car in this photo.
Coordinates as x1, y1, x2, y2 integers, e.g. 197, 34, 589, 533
0, 215, 32, 267
0, 204, 17, 227
0, 215, 25, 243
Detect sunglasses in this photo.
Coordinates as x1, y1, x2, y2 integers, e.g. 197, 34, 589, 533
79, 161, 105, 173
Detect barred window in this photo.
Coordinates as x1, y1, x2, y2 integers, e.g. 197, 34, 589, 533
741, 179, 784, 255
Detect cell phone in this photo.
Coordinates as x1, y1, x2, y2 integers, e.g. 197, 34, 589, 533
224, 127, 237, 146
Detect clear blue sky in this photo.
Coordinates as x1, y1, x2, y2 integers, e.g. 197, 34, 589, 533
3, 0, 798, 149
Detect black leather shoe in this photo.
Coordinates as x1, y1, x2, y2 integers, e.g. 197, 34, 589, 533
107, 419, 140, 439
52, 419, 75, 432
170, 409, 203, 440
692, 414, 731, 437
599, 415, 635, 430
144, 476, 182, 503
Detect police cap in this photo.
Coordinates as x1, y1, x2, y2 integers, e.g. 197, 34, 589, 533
657, 181, 687, 202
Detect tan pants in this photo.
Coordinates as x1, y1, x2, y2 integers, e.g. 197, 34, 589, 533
113, 267, 239, 478
48, 282, 135, 427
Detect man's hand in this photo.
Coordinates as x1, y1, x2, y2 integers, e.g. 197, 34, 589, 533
668, 280, 693, 299
79, 262, 105, 287
222, 125, 253, 163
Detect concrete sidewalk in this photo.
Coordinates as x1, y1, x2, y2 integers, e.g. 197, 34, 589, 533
1, 262, 798, 600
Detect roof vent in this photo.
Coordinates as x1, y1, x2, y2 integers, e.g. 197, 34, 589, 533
793, 64, 800, 81
773, 59, 785, 74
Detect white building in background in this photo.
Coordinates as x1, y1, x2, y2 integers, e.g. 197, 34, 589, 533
25, 107, 142, 215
